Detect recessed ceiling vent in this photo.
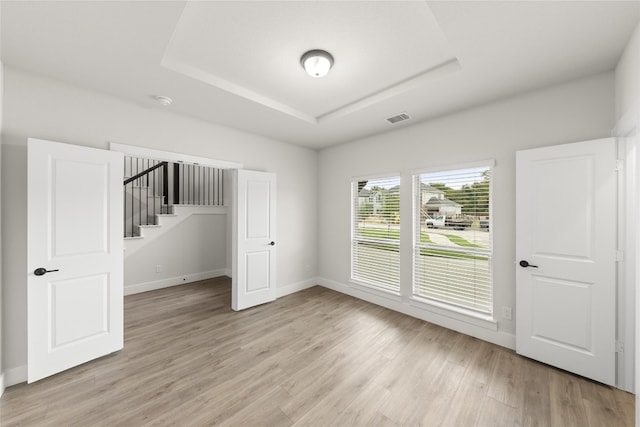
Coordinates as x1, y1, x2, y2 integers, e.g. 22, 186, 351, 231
386, 112, 411, 124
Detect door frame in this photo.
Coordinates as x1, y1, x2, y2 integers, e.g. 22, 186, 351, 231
613, 109, 639, 393
615, 136, 636, 393
109, 142, 243, 170
111, 144, 281, 311
109, 142, 244, 283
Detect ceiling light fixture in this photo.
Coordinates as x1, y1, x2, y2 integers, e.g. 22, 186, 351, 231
154, 95, 173, 106
300, 50, 334, 78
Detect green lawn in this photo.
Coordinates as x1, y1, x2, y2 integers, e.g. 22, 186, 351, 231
420, 248, 488, 261
358, 227, 399, 240
443, 234, 482, 248
357, 227, 486, 261
358, 227, 433, 243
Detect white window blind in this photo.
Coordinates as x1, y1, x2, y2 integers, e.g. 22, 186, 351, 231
351, 176, 401, 292
413, 166, 492, 314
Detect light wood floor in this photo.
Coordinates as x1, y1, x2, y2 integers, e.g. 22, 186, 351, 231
1, 277, 634, 426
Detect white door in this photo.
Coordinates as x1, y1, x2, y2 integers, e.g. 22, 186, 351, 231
515, 137, 616, 385
28, 138, 124, 383
232, 170, 276, 311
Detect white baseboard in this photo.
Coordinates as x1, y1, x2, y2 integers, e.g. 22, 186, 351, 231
317, 277, 515, 350
0, 372, 4, 397
125, 269, 227, 296
5, 365, 27, 387
276, 277, 317, 298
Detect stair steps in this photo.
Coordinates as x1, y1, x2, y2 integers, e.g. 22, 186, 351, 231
123, 155, 227, 245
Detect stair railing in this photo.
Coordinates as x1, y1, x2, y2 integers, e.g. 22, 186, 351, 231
123, 155, 225, 238
172, 162, 224, 205
124, 161, 168, 237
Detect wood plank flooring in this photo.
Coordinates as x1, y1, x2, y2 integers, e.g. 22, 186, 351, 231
1, 277, 634, 426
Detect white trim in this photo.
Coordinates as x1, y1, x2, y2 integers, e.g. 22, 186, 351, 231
636, 123, 640, 419
611, 106, 639, 393
275, 278, 317, 298
351, 172, 402, 183
0, 372, 5, 397
124, 269, 227, 296
5, 365, 27, 387
411, 158, 496, 176
620, 132, 639, 393
318, 277, 514, 349
109, 142, 243, 169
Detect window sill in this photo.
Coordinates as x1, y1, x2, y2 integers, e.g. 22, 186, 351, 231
408, 296, 497, 331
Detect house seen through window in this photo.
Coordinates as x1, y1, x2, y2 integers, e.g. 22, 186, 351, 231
413, 166, 493, 314
351, 176, 401, 292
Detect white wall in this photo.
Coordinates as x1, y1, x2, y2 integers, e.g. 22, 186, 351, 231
1, 67, 318, 379
124, 212, 228, 294
317, 72, 615, 348
615, 21, 640, 123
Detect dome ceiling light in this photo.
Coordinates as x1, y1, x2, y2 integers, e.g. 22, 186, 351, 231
154, 95, 173, 106
300, 49, 334, 78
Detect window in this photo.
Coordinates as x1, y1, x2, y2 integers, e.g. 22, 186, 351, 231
351, 176, 401, 292
413, 166, 492, 314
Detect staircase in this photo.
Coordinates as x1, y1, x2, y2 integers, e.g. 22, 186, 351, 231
123, 155, 225, 245
124, 204, 227, 257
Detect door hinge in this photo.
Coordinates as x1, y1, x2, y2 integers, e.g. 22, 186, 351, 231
616, 159, 624, 171
616, 250, 624, 262
616, 341, 624, 354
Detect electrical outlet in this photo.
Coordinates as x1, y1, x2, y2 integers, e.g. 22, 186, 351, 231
156, 264, 162, 273
502, 306, 512, 320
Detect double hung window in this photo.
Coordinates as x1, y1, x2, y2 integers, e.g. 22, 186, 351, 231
351, 176, 401, 292
413, 166, 493, 314
349, 165, 493, 316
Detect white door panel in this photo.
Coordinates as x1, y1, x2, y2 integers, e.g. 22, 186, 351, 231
28, 138, 123, 383
49, 274, 110, 348
246, 180, 271, 238
232, 170, 276, 311
516, 137, 616, 386
246, 251, 271, 292
53, 159, 110, 255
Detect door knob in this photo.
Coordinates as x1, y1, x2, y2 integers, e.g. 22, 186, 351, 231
519, 260, 538, 268
269, 241, 276, 246
34, 267, 59, 276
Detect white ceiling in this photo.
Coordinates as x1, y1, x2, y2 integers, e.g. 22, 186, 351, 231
2, 1, 639, 149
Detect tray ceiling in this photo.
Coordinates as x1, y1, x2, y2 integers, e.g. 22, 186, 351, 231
1, 1, 638, 148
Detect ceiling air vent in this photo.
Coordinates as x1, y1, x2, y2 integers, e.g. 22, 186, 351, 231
386, 112, 411, 124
